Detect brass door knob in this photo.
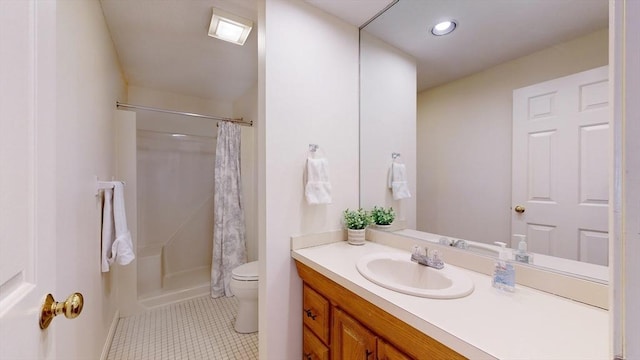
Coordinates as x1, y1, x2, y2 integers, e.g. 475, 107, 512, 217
39, 292, 84, 329
514, 205, 526, 214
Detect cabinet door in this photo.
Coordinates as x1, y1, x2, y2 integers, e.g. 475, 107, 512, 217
378, 339, 412, 360
304, 325, 330, 360
331, 308, 377, 360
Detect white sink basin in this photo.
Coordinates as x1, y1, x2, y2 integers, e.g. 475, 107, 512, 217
356, 252, 475, 299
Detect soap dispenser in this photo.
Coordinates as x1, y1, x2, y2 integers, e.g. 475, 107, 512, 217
513, 234, 533, 264
492, 242, 515, 292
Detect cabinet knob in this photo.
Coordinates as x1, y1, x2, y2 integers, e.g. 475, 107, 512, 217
304, 308, 317, 320
366, 349, 373, 359
304, 353, 313, 360
514, 205, 525, 214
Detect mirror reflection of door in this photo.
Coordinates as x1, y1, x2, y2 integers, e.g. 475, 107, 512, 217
511, 66, 609, 265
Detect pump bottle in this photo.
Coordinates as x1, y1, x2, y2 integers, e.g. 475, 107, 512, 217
492, 242, 515, 292
513, 234, 533, 264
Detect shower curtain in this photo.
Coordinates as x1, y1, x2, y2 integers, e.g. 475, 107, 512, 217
211, 121, 247, 298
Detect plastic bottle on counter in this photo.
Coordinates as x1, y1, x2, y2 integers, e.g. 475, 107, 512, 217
492, 242, 515, 292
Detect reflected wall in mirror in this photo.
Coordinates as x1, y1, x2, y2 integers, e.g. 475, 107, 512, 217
360, 0, 609, 281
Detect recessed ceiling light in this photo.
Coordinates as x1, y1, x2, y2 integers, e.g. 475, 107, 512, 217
431, 20, 457, 36
208, 7, 253, 46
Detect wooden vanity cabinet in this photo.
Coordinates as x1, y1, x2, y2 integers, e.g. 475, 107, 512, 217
303, 325, 330, 360
332, 307, 413, 360
378, 338, 413, 360
332, 307, 377, 360
296, 261, 466, 360
303, 284, 330, 344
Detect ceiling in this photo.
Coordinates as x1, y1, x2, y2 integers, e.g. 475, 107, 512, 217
359, 0, 608, 91
99, 0, 607, 102
100, 0, 258, 103
303, 0, 396, 28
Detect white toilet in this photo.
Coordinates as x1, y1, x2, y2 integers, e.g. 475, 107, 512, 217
229, 261, 259, 333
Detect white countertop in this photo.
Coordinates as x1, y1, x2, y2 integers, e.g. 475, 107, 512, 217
292, 241, 609, 360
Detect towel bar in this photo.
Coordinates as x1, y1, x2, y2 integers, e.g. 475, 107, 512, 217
95, 178, 126, 196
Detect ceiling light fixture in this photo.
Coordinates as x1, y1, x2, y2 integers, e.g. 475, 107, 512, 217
431, 20, 457, 36
208, 7, 253, 46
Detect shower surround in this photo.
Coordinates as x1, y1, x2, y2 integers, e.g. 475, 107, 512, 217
136, 130, 216, 302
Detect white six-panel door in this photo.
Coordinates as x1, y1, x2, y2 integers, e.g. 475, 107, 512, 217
0, 0, 57, 358
512, 66, 609, 265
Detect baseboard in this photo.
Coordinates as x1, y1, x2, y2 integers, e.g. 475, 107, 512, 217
100, 309, 120, 360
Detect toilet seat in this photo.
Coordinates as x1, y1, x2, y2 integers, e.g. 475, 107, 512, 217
232, 261, 258, 281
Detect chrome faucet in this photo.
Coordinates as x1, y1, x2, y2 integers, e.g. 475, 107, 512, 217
438, 237, 468, 250
410, 245, 444, 269
452, 239, 468, 249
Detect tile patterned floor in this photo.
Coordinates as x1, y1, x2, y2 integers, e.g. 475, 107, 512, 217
107, 296, 258, 360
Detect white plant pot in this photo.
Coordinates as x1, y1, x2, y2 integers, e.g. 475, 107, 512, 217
347, 229, 366, 245
375, 224, 392, 230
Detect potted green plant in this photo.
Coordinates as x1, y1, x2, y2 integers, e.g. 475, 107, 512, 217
371, 206, 395, 228
343, 208, 372, 245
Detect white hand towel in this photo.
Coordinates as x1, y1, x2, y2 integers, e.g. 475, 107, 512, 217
305, 157, 332, 204
111, 182, 135, 266
101, 182, 135, 272
101, 188, 115, 272
388, 163, 411, 200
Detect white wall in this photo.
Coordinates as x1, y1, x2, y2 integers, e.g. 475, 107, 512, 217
416, 29, 608, 245
259, 0, 360, 358
55, 0, 127, 358
234, 84, 259, 261
622, 1, 640, 355
114, 110, 140, 317
360, 31, 417, 228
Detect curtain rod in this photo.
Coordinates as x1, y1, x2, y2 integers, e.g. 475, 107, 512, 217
116, 102, 253, 127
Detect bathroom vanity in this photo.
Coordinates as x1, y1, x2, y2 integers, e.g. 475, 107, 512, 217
297, 261, 464, 360
292, 237, 608, 360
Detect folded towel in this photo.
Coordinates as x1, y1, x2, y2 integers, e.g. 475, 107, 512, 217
101, 182, 135, 272
305, 157, 332, 204
388, 163, 411, 200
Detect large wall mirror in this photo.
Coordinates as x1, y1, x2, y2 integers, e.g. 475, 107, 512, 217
360, 0, 609, 282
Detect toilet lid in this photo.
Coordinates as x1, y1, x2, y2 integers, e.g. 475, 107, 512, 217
232, 261, 258, 281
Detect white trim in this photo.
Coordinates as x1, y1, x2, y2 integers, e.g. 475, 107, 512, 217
611, 0, 640, 358
100, 309, 120, 360
609, 0, 623, 356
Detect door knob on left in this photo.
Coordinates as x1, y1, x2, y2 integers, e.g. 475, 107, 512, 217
39, 292, 84, 329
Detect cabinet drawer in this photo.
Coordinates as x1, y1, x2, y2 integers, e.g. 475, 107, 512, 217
303, 325, 330, 360
303, 283, 330, 344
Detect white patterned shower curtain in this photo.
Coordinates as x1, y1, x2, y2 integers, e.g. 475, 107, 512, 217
211, 121, 247, 298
